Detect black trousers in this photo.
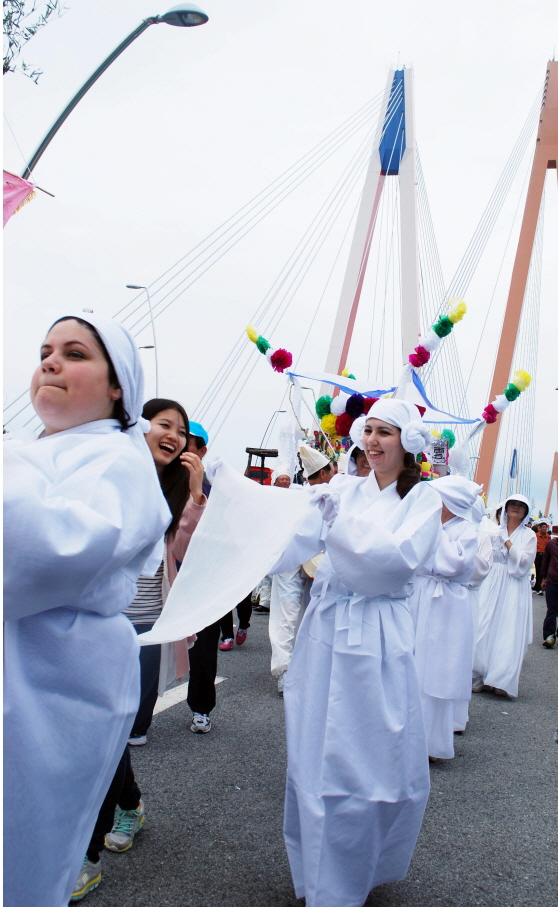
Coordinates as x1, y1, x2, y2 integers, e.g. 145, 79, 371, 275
130, 621, 161, 737
186, 618, 221, 715
534, 552, 545, 592
86, 746, 141, 862
543, 582, 558, 639
220, 594, 252, 640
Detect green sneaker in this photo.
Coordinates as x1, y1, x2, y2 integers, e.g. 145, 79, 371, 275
71, 856, 102, 901
104, 800, 145, 852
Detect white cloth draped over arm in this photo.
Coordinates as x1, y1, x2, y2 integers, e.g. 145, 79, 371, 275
326, 482, 442, 598
3, 437, 171, 620
506, 527, 537, 579
428, 520, 478, 583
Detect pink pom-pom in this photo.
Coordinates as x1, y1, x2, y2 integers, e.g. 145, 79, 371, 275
362, 397, 378, 415
408, 345, 431, 368
270, 348, 293, 372
482, 404, 498, 424
335, 412, 354, 438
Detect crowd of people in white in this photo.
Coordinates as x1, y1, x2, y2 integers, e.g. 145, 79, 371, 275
4, 314, 551, 907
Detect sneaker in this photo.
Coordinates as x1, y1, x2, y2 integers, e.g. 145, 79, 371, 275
471, 679, 484, 693
219, 638, 234, 651
542, 636, 556, 648
190, 712, 211, 734
254, 604, 270, 613
277, 671, 287, 696
536, 590, 544, 595
128, 734, 147, 746
71, 856, 102, 901
235, 627, 248, 645
104, 800, 145, 852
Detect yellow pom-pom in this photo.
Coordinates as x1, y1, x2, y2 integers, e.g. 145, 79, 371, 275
430, 430, 441, 438
513, 369, 531, 391
321, 414, 339, 438
341, 367, 350, 378
246, 324, 259, 344
447, 298, 467, 324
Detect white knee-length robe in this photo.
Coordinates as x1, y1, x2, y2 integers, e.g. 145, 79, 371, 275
407, 517, 477, 758
474, 509, 536, 697
3, 420, 170, 907
271, 472, 442, 907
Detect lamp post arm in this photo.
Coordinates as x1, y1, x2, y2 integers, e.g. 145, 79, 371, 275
21, 17, 158, 179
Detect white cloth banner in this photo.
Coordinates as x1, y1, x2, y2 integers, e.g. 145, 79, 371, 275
139, 462, 316, 645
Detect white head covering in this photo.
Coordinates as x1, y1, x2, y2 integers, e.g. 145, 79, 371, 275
501, 493, 531, 530
273, 463, 292, 482
299, 443, 331, 479
471, 495, 488, 524
62, 312, 152, 463
337, 451, 348, 474
365, 398, 431, 455
431, 476, 483, 522
349, 415, 367, 449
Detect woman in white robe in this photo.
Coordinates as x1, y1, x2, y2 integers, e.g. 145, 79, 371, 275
4, 314, 171, 907
407, 476, 479, 759
271, 400, 442, 907
473, 494, 536, 697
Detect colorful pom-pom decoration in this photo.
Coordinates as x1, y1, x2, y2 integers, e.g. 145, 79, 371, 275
256, 335, 271, 354
335, 412, 355, 438
341, 367, 356, 379
270, 348, 293, 372
316, 395, 332, 419
330, 395, 347, 416
440, 429, 455, 449
320, 413, 339, 438
346, 394, 364, 418
513, 369, 531, 391
408, 345, 431, 368
503, 383, 521, 402
246, 324, 259, 343
432, 315, 454, 338
482, 404, 498, 424
447, 298, 467, 323
362, 397, 378, 415
421, 329, 442, 353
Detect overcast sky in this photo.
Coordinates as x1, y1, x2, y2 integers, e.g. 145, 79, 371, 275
4, 0, 558, 511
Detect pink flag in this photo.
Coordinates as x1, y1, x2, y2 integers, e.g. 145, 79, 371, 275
3, 171, 35, 227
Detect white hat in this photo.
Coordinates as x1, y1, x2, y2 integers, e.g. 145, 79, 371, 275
299, 443, 331, 479
337, 451, 348, 474
431, 476, 483, 521
365, 399, 430, 455
273, 463, 292, 482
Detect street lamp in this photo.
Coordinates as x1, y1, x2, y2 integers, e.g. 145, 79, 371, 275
127, 285, 159, 397
21, 4, 209, 179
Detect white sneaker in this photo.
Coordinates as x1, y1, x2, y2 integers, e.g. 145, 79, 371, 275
277, 671, 287, 695
128, 734, 147, 746
190, 712, 211, 733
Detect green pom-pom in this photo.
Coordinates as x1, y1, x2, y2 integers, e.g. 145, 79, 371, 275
441, 429, 455, 449
256, 335, 270, 355
316, 395, 332, 418
432, 316, 454, 338
504, 383, 520, 402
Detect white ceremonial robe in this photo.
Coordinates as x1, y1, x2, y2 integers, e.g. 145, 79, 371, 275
269, 567, 311, 678
3, 420, 171, 907
454, 529, 493, 731
407, 517, 477, 758
272, 472, 442, 907
474, 523, 536, 697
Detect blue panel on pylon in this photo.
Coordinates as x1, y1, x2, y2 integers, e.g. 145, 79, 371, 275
379, 70, 406, 175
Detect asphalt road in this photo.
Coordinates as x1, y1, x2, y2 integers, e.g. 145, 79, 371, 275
91, 594, 557, 907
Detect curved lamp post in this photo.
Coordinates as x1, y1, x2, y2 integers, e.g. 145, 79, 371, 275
126, 284, 159, 397
21, 4, 208, 179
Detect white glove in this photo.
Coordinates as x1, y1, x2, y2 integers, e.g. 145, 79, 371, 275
204, 456, 223, 485
308, 486, 340, 529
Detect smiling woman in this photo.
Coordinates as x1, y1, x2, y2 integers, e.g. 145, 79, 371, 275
4, 314, 173, 907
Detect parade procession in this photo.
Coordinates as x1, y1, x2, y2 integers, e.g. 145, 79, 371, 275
3, 3, 558, 906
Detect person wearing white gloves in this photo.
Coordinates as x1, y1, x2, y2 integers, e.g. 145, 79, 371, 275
270, 399, 441, 907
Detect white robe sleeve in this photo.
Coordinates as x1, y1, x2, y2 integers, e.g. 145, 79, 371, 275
4, 442, 171, 620
430, 521, 478, 583
469, 531, 493, 587
269, 505, 327, 575
506, 528, 537, 579
326, 482, 442, 598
